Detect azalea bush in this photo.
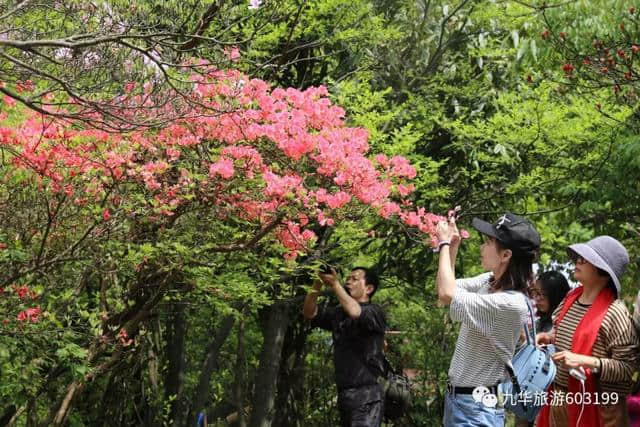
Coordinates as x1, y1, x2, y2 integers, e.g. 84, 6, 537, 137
1, 68, 450, 260
0, 65, 456, 424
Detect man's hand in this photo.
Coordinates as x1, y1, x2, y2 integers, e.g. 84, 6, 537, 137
318, 268, 340, 290
311, 279, 323, 292
320, 268, 362, 318
303, 279, 325, 320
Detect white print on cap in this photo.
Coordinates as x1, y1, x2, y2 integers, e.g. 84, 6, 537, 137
472, 386, 490, 403
496, 214, 511, 229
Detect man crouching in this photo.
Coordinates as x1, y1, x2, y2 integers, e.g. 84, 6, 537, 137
303, 267, 387, 427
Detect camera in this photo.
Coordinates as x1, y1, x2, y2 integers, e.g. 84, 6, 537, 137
320, 263, 335, 274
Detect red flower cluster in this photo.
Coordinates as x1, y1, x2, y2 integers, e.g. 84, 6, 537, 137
562, 63, 574, 75
13, 285, 37, 299
17, 306, 41, 323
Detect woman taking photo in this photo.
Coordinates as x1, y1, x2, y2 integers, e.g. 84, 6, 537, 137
435, 212, 540, 427
537, 235, 639, 426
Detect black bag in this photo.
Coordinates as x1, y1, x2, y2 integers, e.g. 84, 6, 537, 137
366, 356, 411, 421
348, 325, 411, 421
378, 359, 412, 421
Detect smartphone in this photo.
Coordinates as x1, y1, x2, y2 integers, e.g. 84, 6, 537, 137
448, 205, 462, 221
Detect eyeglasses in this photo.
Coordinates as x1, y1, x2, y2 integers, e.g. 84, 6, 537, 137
530, 288, 545, 299
575, 256, 588, 265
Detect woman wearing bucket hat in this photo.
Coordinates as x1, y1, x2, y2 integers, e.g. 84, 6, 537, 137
536, 236, 640, 427
435, 212, 540, 427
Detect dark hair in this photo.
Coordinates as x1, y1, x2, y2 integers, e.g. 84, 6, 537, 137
352, 266, 380, 299
536, 271, 570, 319
493, 239, 536, 293
596, 267, 618, 297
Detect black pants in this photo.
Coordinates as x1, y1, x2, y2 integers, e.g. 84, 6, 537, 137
338, 386, 383, 427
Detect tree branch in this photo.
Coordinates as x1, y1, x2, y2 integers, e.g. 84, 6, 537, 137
180, 1, 225, 51
207, 213, 285, 253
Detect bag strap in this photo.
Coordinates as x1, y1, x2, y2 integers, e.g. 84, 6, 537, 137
345, 308, 395, 379
351, 344, 393, 380
524, 293, 537, 345
487, 291, 536, 398
505, 290, 537, 347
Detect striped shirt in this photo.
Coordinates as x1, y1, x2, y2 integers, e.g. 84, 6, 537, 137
448, 272, 528, 387
634, 291, 640, 333
553, 296, 640, 395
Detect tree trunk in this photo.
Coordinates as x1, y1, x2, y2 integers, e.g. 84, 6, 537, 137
99, 371, 118, 427
52, 382, 83, 425
143, 318, 162, 426
0, 406, 17, 426
165, 302, 187, 427
274, 315, 310, 427
233, 318, 247, 427
188, 313, 236, 424
44, 270, 172, 425
249, 302, 290, 427
7, 405, 25, 427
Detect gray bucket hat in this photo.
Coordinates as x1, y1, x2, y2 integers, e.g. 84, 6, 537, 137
567, 235, 629, 294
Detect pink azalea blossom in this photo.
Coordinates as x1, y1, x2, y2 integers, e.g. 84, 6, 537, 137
17, 306, 41, 323
225, 47, 241, 61
379, 202, 401, 219
209, 158, 235, 179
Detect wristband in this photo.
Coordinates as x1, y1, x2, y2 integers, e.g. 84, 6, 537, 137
438, 240, 451, 249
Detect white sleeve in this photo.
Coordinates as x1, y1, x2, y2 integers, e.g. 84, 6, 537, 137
455, 272, 492, 293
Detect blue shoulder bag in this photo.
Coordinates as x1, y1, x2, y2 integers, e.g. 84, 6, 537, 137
497, 294, 557, 422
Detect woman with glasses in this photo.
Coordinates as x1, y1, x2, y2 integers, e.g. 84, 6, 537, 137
515, 272, 571, 427
536, 236, 640, 426
530, 271, 570, 333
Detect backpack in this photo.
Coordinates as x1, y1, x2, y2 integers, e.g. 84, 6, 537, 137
498, 295, 557, 422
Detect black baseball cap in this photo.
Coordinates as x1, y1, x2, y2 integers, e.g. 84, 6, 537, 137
472, 212, 540, 252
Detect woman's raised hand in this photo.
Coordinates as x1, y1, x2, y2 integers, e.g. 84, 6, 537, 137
437, 217, 459, 243
449, 217, 461, 247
